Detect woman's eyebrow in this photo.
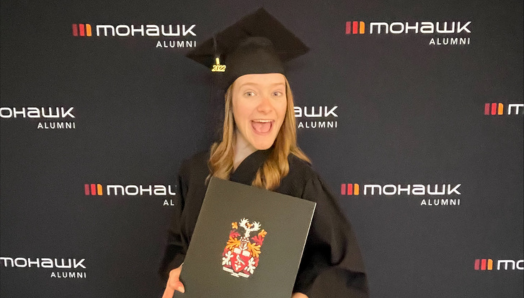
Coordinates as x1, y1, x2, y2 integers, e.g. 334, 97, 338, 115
239, 82, 258, 88
240, 82, 285, 88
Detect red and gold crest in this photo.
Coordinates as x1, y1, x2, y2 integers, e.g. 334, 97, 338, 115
222, 218, 267, 278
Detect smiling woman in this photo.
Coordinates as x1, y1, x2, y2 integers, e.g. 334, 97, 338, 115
233, 74, 287, 149
230, 74, 288, 153
159, 8, 368, 298
209, 73, 310, 191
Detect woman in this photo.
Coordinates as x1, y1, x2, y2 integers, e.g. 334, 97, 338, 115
159, 9, 368, 298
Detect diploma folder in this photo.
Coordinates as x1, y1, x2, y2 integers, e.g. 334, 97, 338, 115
175, 177, 316, 298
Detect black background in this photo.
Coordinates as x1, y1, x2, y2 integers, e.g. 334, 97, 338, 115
1, 0, 522, 297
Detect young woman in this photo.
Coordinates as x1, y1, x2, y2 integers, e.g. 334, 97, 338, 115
160, 75, 368, 298
159, 11, 368, 297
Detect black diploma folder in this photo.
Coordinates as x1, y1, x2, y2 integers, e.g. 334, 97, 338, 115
174, 177, 316, 298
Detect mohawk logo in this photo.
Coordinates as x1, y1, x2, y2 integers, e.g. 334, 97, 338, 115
341, 183, 360, 195
85, 184, 104, 195
475, 259, 494, 271
484, 103, 524, 115
0, 107, 75, 119
345, 21, 366, 34
0, 107, 76, 130
72, 24, 92, 37
1, 256, 87, 279
344, 21, 471, 35
340, 183, 461, 196
475, 259, 524, 271
71, 23, 196, 37
71, 23, 197, 49
344, 20, 472, 46
341, 183, 462, 206
1, 257, 86, 269
295, 106, 338, 129
84, 183, 176, 196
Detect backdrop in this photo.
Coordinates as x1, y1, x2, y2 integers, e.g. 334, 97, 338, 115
1, 0, 522, 297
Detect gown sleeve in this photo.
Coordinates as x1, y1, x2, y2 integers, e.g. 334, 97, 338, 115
158, 159, 191, 283
293, 175, 368, 297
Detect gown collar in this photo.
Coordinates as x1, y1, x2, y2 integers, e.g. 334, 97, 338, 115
229, 149, 272, 185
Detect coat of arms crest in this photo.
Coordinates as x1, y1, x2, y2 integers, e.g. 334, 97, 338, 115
222, 218, 267, 278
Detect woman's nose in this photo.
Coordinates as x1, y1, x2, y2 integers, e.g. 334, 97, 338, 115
257, 95, 273, 113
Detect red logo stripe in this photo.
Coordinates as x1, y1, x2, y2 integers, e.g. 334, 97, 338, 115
491, 103, 497, 115
474, 259, 480, 270
341, 184, 346, 195
72, 24, 79, 36
84, 184, 90, 195
353, 21, 359, 34
79, 24, 85, 37
481, 259, 487, 270
90, 184, 96, 195
484, 103, 490, 115
347, 183, 354, 195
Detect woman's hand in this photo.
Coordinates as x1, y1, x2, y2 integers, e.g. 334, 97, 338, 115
162, 265, 185, 298
292, 292, 308, 298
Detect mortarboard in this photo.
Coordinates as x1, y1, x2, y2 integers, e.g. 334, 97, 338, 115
185, 7, 309, 91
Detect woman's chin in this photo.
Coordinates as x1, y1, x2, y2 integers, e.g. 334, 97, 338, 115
250, 138, 276, 150
253, 143, 273, 150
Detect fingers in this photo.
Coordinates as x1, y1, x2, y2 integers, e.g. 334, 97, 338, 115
162, 285, 175, 298
163, 280, 185, 298
167, 277, 180, 291
173, 281, 185, 293
164, 267, 185, 297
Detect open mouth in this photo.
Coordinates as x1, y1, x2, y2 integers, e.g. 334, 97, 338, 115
251, 120, 274, 134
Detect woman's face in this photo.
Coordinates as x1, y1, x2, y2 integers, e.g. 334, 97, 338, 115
232, 73, 287, 150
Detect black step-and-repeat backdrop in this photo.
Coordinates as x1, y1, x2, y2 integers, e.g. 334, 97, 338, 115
1, 0, 522, 297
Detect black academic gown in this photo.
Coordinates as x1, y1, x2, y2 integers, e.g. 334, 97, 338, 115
159, 149, 368, 297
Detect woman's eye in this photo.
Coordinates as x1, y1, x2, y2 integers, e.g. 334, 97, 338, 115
273, 91, 283, 96
244, 91, 255, 97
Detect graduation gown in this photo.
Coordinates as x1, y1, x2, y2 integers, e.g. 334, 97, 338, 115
159, 149, 368, 297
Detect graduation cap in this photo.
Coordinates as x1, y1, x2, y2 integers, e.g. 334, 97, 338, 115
185, 7, 309, 91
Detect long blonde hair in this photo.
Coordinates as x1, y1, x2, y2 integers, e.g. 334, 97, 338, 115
208, 77, 310, 190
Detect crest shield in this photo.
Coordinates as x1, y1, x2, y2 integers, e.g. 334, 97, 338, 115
222, 218, 267, 278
